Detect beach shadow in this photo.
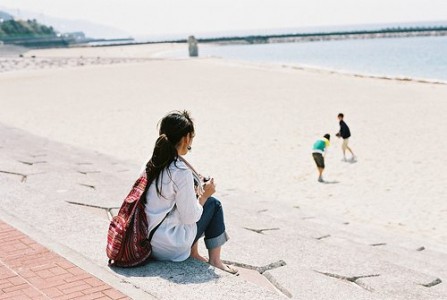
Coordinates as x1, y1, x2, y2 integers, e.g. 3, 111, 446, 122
342, 159, 358, 164
322, 180, 340, 184
110, 258, 219, 284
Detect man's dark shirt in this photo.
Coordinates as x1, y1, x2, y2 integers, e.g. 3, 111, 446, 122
339, 120, 351, 139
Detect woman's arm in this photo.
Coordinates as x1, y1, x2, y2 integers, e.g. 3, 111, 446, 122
174, 169, 203, 224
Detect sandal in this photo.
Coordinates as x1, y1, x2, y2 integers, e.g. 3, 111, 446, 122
222, 264, 239, 275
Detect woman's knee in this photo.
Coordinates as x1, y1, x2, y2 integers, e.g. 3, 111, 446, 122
206, 196, 222, 210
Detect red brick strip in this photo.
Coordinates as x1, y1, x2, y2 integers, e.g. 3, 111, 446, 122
0, 221, 129, 299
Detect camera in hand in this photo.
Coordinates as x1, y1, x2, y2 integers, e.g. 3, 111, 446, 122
193, 176, 210, 189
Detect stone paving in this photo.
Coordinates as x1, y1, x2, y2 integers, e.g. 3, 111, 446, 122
1, 123, 446, 299
0, 221, 129, 300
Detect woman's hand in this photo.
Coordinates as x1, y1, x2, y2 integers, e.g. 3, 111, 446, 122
199, 178, 216, 206
194, 183, 204, 199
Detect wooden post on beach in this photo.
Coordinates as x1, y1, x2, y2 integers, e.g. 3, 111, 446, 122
188, 36, 198, 57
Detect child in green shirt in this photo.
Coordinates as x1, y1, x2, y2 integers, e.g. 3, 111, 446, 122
312, 134, 330, 182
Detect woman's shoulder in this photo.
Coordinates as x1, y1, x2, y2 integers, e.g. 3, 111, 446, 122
169, 159, 190, 173
168, 159, 193, 185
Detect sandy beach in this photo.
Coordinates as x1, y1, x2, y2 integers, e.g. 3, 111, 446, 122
0, 45, 447, 242
1, 42, 447, 299
1, 43, 446, 249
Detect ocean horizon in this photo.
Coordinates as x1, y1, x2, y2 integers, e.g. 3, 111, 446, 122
159, 35, 447, 83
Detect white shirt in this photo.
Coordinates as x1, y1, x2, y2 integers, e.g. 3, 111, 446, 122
144, 159, 203, 262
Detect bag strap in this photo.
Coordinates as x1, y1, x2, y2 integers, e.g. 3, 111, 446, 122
179, 156, 202, 183
140, 180, 172, 242
146, 158, 190, 241
147, 210, 170, 241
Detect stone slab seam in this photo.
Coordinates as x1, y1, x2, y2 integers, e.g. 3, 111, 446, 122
222, 259, 290, 297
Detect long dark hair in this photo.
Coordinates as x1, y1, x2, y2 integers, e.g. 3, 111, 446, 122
145, 110, 195, 197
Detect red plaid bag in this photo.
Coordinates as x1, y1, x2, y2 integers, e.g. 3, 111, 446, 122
106, 173, 160, 267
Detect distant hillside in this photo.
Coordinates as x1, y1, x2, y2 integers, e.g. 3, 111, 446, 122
0, 7, 131, 39
0, 17, 56, 38
0, 10, 13, 21
0, 14, 64, 48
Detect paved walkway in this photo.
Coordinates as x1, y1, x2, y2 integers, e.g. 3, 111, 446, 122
0, 221, 129, 300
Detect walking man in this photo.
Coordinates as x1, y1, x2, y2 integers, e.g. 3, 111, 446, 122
312, 134, 331, 183
336, 113, 356, 161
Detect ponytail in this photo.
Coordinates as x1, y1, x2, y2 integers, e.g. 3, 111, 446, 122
145, 134, 178, 197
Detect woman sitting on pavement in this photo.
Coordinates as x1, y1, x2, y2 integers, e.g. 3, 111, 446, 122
143, 110, 237, 274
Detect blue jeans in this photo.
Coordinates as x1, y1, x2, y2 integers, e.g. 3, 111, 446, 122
193, 197, 229, 249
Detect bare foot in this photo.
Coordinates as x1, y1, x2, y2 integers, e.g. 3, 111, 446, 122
190, 253, 208, 263
209, 260, 238, 274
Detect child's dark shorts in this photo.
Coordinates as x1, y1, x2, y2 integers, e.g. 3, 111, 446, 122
312, 153, 325, 168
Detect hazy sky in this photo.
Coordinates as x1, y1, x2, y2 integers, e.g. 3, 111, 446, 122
1, 0, 447, 37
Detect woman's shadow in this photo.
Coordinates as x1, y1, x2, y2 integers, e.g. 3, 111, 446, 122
110, 258, 219, 284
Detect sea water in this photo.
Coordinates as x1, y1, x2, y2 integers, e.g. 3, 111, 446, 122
162, 36, 447, 82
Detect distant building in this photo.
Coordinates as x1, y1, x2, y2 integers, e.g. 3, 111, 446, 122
61, 31, 87, 42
